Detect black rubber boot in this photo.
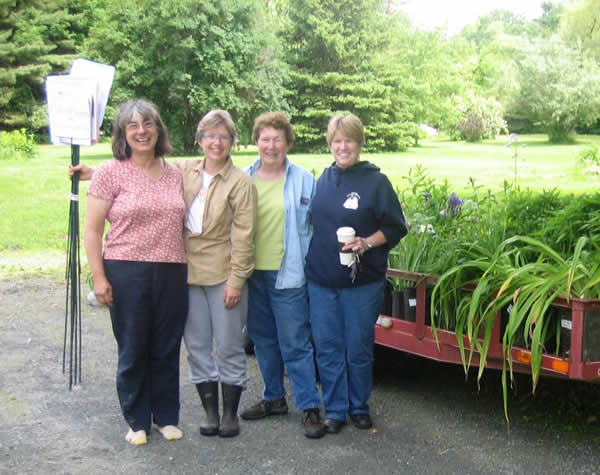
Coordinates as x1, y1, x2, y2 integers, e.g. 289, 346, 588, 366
196, 382, 219, 436
219, 383, 242, 438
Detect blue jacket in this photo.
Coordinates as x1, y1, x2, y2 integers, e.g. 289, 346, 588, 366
305, 160, 407, 288
246, 158, 316, 289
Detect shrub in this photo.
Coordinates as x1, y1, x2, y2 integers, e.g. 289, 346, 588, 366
536, 192, 600, 256
457, 114, 485, 143
578, 144, 600, 165
577, 144, 600, 176
0, 129, 36, 159
503, 187, 565, 239
447, 93, 508, 142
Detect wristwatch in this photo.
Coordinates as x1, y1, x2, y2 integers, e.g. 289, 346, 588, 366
366, 238, 373, 250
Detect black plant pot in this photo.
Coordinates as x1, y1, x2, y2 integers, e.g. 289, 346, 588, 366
389, 287, 434, 324
402, 287, 417, 322
383, 281, 393, 316
391, 290, 403, 318
583, 308, 600, 362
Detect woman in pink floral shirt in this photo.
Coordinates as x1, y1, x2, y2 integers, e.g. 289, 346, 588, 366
85, 99, 188, 446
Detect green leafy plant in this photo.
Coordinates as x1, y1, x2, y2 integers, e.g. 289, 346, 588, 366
578, 143, 600, 165
0, 129, 36, 160
535, 192, 600, 256
431, 233, 600, 422
503, 186, 564, 239
388, 230, 438, 289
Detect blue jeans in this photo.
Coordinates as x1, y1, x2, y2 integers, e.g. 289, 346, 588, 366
247, 270, 321, 410
307, 278, 385, 421
104, 260, 188, 432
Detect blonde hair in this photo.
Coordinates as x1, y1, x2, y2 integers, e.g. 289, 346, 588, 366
326, 113, 364, 148
195, 109, 237, 147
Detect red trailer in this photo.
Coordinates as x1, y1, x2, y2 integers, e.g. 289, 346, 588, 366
375, 268, 600, 382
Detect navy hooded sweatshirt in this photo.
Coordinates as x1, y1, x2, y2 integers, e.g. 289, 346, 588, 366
305, 160, 407, 288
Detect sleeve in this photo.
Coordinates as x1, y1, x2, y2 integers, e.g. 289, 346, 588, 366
375, 174, 407, 249
87, 161, 116, 202
227, 176, 258, 289
307, 172, 318, 227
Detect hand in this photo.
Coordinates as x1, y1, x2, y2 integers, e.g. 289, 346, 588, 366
223, 284, 242, 310
342, 237, 371, 255
93, 276, 113, 306
68, 163, 94, 181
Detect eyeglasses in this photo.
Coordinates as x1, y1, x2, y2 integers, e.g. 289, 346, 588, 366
201, 133, 233, 143
126, 120, 156, 132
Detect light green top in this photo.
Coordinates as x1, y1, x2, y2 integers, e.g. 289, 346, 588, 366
254, 175, 285, 270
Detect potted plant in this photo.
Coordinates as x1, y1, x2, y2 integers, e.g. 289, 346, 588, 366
431, 233, 600, 420
387, 165, 469, 323
387, 229, 438, 321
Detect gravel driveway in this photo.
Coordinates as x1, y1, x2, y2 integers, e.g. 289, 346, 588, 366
1, 278, 599, 474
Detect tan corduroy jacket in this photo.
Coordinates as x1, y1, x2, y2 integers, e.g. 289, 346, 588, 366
177, 158, 257, 288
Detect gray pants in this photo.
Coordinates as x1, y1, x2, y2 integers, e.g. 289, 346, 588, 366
184, 282, 248, 388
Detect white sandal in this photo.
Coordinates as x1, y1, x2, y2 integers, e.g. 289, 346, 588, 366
125, 428, 147, 446
158, 425, 183, 441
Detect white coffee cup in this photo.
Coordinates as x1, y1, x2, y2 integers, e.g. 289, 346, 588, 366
336, 226, 355, 266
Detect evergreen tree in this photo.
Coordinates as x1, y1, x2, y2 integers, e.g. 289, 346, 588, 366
279, 0, 413, 152
0, 0, 85, 132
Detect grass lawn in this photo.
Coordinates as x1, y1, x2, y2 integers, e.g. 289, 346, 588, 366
1, 133, 599, 277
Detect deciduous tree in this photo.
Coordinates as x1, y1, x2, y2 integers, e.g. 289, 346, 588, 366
513, 40, 600, 142
83, 0, 287, 153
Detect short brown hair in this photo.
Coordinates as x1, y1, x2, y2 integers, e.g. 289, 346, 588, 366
326, 113, 364, 148
112, 99, 172, 160
252, 111, 295, 147
195, 109, 237, 147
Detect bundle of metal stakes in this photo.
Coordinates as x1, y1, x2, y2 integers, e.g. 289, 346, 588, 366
64, 144, 82, 389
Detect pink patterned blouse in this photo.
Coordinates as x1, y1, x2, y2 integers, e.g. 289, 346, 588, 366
88, 158, 187, 263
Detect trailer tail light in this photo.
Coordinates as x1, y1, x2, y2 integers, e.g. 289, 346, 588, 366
551, 360, 569, 374
516, 351, 531, 364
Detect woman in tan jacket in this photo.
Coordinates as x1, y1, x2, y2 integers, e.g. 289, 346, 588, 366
181, 110, 256, 438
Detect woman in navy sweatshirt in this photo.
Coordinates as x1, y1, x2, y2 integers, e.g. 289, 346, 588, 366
305, 113, 407, 434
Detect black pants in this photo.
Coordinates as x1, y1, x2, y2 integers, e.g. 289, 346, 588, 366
105, 260, 188, 432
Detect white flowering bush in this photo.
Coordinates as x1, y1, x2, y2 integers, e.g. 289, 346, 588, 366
447, 93, 508, 142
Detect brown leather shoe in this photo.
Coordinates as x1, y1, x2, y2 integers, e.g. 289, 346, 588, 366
240, 398, 288, 420
303, 408, 325, 439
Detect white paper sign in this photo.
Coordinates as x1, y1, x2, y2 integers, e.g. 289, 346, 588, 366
46, 76, 97, 145
45, 59, 115, 146
70, 59, 115, 130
